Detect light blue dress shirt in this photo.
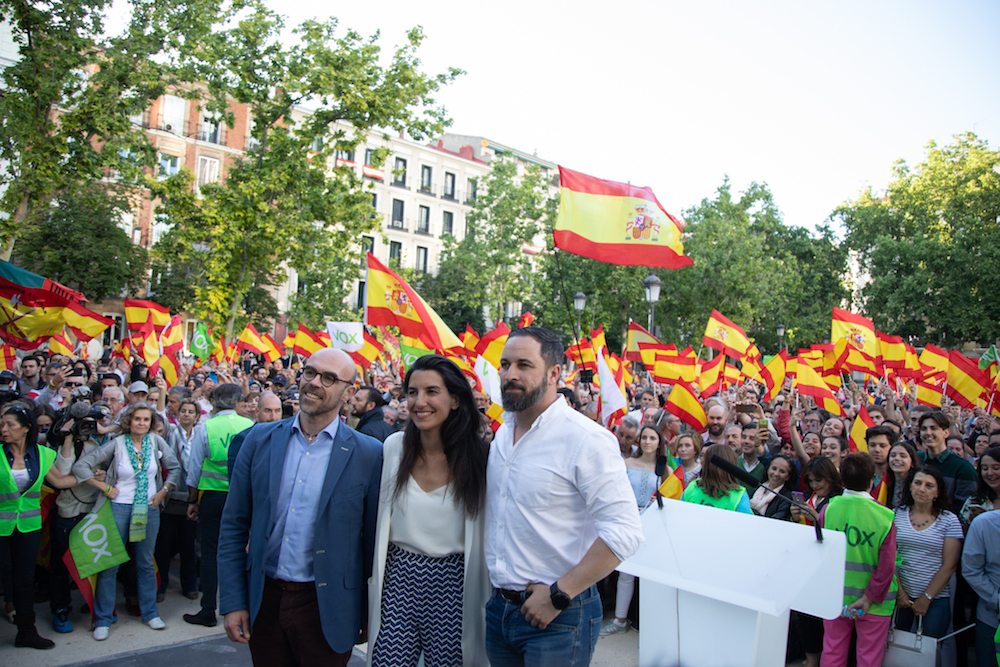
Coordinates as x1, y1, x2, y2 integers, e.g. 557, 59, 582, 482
184, 409, 238, 489
264, 413, 339, 582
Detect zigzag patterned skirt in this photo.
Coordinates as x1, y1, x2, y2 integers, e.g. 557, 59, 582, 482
371, 542, 465, 667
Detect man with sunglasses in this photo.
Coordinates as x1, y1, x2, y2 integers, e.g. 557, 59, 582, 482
217, 349, 382, 666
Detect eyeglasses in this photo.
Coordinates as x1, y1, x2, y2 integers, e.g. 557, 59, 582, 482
64, 382, 83, 387
301, 367, 351, 388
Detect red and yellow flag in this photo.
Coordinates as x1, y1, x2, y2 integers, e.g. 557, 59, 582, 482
150, 352, 180, 388
916, 380, 945, 408
111, 337, 130, 362
123, 299, 171, 333
848, 404, 875, 453
920, 344, 949, 384
236, 323, 270, 355
702, 310, 753, 360
946, 350, 989, 409
292, 324, 325, 358
553, 166, 692, 269
0, 345, 15, 371
565, 337, 598, 373
210, 334, 227, 365
760, 351, 787, 401
625, 321, 660, 362
365, 253, 462, 352
665, 382, 707, 431
650, 350, 697, 385
658, 465, 686, 501
518, 312, 535, 328
795, 363, 843, 416
160, 315, 183, 355
130, 316, 160, 367
348, 329, 385, 370
49, 330, 73, 356
475, 323, 511, 370
831, 307, 878, 363
262, 334, 283, 363
698, 353, 726, 397
877, 332, 906, 370
460, 325, 480, 356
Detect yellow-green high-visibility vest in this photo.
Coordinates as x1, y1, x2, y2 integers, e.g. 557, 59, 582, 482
681, 482, 746, 512
0, 444, 56, 536
824, 493, 898, 616
199, 414, 252, 492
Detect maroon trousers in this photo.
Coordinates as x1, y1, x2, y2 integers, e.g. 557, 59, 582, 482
249, 577, 352, 667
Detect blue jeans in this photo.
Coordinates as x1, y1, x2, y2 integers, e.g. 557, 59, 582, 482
894, 596, 951, 638
974, 619, 998, 667
94, 502, 160, 627
485, 585, 602, 667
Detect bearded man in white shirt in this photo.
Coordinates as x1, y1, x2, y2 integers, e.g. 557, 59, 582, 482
485, 326, 644, 666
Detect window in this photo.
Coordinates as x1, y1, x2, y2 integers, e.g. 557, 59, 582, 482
444, 172, 456, 199
158, 153, 179, 179
391, 199, 404, 229
389, 241, 402, 266
102, 314, 127, 347
420, 165, 433, 192
336, 149, 355, 162
161, 94, 185, 133
417, 206, 430, 233
371, 193, 378, 211
467, 177, 478, 202
356, 281, 366, 310
394, 158, 407, 187
365, 148, 375, 165
361, 235, 374, 265
199, 116, 222, 144
416, 246, 428, 274
442, 211, 454, 236
196, 156, 220, 193
152, 213, 172, 245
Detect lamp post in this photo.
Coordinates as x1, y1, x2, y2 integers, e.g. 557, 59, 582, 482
573, 291, 588, 341
777, 323, 786, 353
643, 274, 662, 335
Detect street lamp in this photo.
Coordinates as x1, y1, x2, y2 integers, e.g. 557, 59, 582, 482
573, 291, 587, 340
777, 323, 786, 353
643, 274, 662, 334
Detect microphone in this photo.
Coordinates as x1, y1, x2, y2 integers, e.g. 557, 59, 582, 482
654, 454, 667, 509
69, 401, 92, 420
709, 454, 823, 543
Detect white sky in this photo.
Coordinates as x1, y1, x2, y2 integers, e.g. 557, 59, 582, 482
113, 0, 993, 236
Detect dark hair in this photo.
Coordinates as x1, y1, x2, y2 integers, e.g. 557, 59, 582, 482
804, 409, 826, 424
882, 418, 902, 433
900, 465, 951, 515
212, 383, 242, 411
972, 447, 1000, 504
884, 441, 920, 508
640, 389, 655, 401
866, 424, 899, 447
769, 453, 800, 493
167, 386, 192, 399
803, 456, 842, 495
357, 386, 384, 409
840, 452, 875, 491
1, 404, 39, 449
823, 435, 849, 453
33, 403, 58, 424
867, 405, 886, 418
507, 326, 563, 369
918, 410, 951, 432
697, 444, 742, 498
633, 424, 666, 459
395, 355, 488, 518
742, 420, 758, 433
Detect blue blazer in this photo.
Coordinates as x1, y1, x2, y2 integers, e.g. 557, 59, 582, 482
217, 417, 382, 653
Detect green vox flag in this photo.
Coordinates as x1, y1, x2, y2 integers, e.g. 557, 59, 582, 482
190, 322, 213, 360
68, 502, 130, 579
979, 345, 998, 370
399, 339, 432, 371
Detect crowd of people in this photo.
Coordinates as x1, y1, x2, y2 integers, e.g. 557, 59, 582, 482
0, 330, 998, 667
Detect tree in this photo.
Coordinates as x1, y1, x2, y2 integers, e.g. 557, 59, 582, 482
0, 0, 230, 259
836, 132, 1000, 346
14, 183, 149, 300
152, 7, 461, 336
421, 157, 552, 332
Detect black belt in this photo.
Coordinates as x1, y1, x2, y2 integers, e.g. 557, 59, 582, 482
266, 576, 315, 592
496, 588, 527, 604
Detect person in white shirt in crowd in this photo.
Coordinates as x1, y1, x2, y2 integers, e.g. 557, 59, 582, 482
484, 327, 644, 667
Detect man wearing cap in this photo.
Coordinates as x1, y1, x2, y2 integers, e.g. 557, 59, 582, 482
184, 383, 253, 627
127, 380, 149, 405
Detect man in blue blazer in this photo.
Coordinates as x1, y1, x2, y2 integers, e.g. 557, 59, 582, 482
217, 349, 382, 665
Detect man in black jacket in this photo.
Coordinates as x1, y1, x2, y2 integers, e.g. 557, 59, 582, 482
349, 385, 394, 442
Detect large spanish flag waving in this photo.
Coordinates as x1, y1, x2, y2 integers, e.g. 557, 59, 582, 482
553, 166, 692, 269
365, 253, 462, 352
830, 307, 877, 363
702, 310, 753, 360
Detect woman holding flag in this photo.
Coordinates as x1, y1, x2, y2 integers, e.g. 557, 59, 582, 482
601, 424, 666, 637
0, 404, 82, 650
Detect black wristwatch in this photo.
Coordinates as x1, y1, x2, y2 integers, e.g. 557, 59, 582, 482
549, 582, 571, 610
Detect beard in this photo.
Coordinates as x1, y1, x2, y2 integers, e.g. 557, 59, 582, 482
501, 378, 547, 413
708, 423, 725, 437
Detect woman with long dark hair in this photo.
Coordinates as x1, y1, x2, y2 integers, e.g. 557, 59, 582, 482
960, 446, 1000, 525
750, 453, 799, 520
885, 441, 920, 510
681, 444, 752, 514
368, 355, 490, 666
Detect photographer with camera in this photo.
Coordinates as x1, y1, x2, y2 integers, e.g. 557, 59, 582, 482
46, 401, 113, 634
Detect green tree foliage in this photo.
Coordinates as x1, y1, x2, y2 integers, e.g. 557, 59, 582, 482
836, 133, 1000, 347
14, 183, 149, 300
0, 0, 231, 259
421, 158, 552, 333
152, 6, 461, 336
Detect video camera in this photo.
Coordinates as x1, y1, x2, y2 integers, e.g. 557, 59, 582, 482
61, 402, 112, 440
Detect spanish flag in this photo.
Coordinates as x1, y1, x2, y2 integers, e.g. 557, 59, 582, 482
123, 299, 171, 333
665, 382, 707, 431
946, 350, 989, 409
658, 465, 686, 501
698, 353, 725, 397
159, 315, 183, 355
795, 363, 843, 416
553, 166, 692, 269
830, 307, 877, 363
565, 337, 598, 373
292, 324, 325, 358
349, 329, 385, 369
210, 335, 227, 365
848, 404, 875, 453
236, 323, 270, 355
877, 332, 906, 370
650, 350, 697, 385
49, 330, 74, 356
150, 352, 180, 388
518, 312, 535, 328
475, 323, 511, 370
0, 345, 15, 371
702, 310, 753, 360
111, 337, 130, 362
920, 344, 949, 383
916, 380, 945, 408
759, 351, 787, 401
625, 320, 660, 362
365, 253, 462, 352
459, 325, 480, 356
130, 316, 160, 367
262, 333, 283, 363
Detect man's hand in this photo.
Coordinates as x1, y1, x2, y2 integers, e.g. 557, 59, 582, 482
224, 610, 251, 643
154, 375, 167, 391
520, 583, 561, 629
186, 502, 199, 521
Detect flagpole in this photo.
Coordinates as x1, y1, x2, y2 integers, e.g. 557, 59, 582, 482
988, 391, 995, 415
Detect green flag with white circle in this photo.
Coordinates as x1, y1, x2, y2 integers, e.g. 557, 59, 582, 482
190, 323, 213, 360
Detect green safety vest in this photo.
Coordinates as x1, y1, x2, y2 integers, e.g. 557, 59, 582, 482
199, 414, 252, 492
682, 481, 746, 512
824, 493, 897, 616
0, 444, 56, 536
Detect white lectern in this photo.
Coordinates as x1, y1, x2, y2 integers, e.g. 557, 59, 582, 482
617, 498, 846, 667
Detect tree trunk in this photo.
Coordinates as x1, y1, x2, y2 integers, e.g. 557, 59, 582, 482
0, 196, 30, 261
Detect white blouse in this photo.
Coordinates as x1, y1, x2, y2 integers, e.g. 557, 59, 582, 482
113, 439, 158, 506
389, 476, 465, 558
